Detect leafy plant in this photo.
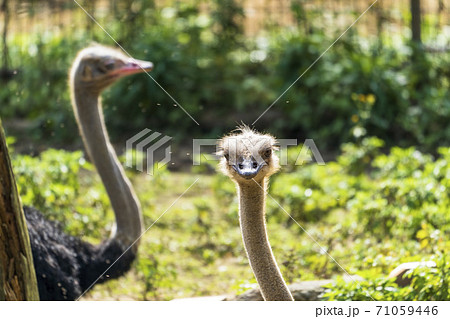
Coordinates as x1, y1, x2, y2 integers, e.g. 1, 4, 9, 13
323, 254, 450, 301
2, 2, 449, 153
7, 136, 450, 300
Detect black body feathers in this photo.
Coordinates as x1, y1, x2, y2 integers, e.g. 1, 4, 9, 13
25, 206, 136, 301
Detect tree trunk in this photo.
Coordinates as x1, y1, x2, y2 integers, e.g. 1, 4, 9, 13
410, 0, 421, 43
0, 119, 39, 301
1, 0, 10, 71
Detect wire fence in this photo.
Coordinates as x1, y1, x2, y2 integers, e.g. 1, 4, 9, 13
3, 0, 450, 41
243, 0, 448, 36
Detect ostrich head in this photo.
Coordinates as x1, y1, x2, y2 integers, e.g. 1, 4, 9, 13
218, 126, 280, 184
70, 45, 153, 94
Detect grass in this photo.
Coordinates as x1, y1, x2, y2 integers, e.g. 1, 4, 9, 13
77, 170, 400, 300
81, 171, 347, 300
82, 173, 254, 300
13, 144, 449, 300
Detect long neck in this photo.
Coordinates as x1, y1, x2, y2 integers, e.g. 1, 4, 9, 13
237, 179, 293, 301
71, 85, 143, 250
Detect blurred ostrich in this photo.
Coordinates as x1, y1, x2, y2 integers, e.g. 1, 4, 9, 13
24, 45, 153, 300
218, 126, 294, 301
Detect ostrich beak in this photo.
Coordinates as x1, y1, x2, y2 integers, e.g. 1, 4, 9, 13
115, 58, 154, 76
232, 158, 264, 179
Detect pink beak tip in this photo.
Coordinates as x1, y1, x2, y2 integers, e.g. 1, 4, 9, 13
116, 60, 154, 75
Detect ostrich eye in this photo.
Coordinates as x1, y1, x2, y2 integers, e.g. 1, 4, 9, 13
263, 148, 272, 158
223, 152, 229, 161
104, 61, 116, 70
98, 60, 115, 73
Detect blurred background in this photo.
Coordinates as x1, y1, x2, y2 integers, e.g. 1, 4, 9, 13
1, 0, 449, 152
1, 0, 449, 300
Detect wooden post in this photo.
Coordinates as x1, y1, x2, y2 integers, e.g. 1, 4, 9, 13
1, 0, 11, 77
410, 0, 422, 44
0, 119, 39, 301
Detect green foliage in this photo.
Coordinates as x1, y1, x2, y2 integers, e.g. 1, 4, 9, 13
1, 33, 83, 144
338, 136, 385, 175
8, 136, 450, 300
211, 172, 236, 207
136, 240, 177, 300
269, 162, 343, 222
348, 146, 450, 241
5, 136, 15, 152
11, 148, 114, 239
271, 32, 450, 151
268, 138, 450, 243
253, 137, 449, 297
1, 1, 449, 152
324, 254, 450, 301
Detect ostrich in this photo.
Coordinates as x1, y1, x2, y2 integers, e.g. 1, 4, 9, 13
218, 126, 294, 301
24, 45, 153, 300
